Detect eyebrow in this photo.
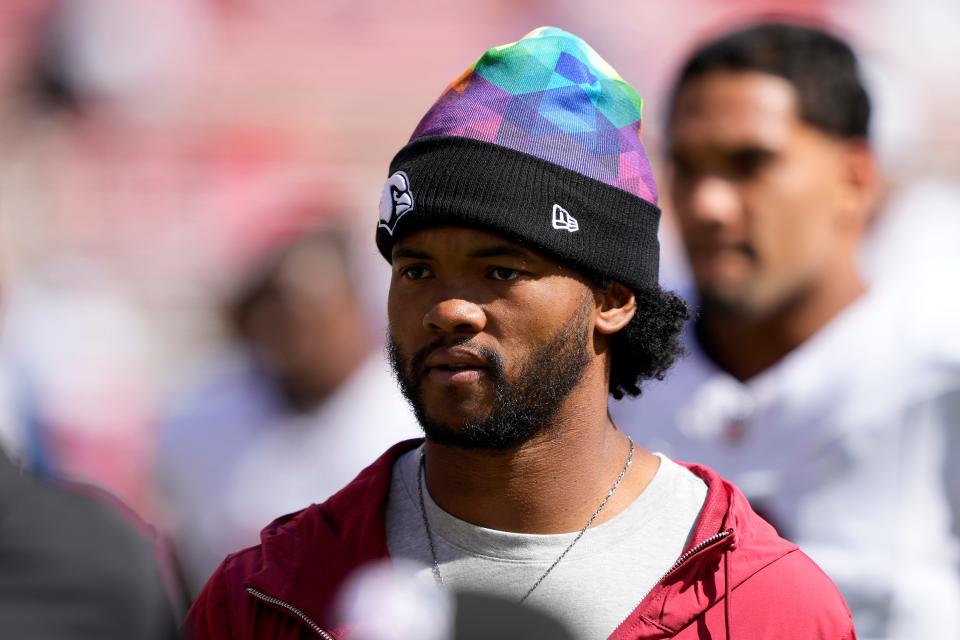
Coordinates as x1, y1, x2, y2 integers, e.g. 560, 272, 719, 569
669, 144, 776, 168
728, 146, 776, 161
392, 248, 433, 261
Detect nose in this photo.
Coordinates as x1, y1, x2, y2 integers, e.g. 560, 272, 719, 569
676, 174, 741, 228
423, 298, 486, 335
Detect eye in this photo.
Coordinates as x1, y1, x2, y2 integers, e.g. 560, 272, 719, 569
669, 154, 701, 187
670, 153, 693, 175
488, 266, 522, 281
729, 149, 774, 179
399, 264, 433, 280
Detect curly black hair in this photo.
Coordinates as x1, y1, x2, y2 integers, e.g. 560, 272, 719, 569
607, 286, 690, 400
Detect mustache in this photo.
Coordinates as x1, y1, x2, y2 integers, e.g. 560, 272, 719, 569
409, 335, 504, 379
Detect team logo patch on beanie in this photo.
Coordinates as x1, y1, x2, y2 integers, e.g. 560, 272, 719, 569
379, 171, 415, 235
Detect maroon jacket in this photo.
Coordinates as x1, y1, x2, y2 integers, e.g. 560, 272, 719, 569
184, 439, 855, 639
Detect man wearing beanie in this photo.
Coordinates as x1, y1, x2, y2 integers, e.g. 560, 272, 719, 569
184, 27, 853, 639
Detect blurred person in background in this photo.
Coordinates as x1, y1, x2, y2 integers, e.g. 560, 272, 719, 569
156, 223, 420, 596
334, 559, 579, 640
0, 195, 180, 636
184, 27, 854, 640
0, 10, 186, 629
611, 21, 960, 639
0, 445, 181, 638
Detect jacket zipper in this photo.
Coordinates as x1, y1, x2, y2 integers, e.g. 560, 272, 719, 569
615, 528, 734, 630
246, 529, 733, 639
246, 586, 335, 640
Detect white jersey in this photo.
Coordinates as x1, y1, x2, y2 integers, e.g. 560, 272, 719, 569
612, 264, 960, 640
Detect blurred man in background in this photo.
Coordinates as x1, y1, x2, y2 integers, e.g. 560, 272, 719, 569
157, 224, 419, 595
0, 445, 181, 638
612, 21, 960, 639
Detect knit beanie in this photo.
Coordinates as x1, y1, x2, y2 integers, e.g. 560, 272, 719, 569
377, 26, 661, 290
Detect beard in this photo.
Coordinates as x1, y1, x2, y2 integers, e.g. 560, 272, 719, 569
386, 300, 593, 450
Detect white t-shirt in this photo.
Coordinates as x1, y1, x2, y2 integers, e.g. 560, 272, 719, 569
386, 447, 707, 640
611, 265, 960, 640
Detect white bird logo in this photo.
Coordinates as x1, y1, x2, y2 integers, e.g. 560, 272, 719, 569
379, 171, 415, 234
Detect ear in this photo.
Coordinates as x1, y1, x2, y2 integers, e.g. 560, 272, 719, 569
594, 281, 636, 335
837, 140, 882, 230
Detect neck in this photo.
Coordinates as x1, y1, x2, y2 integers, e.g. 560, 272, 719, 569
422, 373, 659, 534
699, 262, 866, 382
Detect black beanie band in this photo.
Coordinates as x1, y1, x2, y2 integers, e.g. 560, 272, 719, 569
376, 136, 661, 291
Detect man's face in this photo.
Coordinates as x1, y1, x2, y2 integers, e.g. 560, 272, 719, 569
387, 227, 596, 450
668, 71, 864, 319
243, 239, 361, 409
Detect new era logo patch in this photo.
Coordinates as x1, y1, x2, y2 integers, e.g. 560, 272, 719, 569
378, 171, 415, 235
551, 204, 579, 232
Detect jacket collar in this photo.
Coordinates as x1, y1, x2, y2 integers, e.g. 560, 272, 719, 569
614, 460, 798, 638
244, 441, 798, 637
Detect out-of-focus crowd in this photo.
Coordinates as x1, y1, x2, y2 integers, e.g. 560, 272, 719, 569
0, 1, 958, 639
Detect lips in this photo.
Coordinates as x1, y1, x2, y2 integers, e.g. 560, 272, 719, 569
688, 235, 754, 256
421, 347, 490, 384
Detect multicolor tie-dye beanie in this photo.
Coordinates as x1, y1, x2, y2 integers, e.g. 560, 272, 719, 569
377, 26, 661, 290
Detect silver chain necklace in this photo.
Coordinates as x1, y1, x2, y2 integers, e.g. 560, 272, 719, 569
417, 437, 635, 603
